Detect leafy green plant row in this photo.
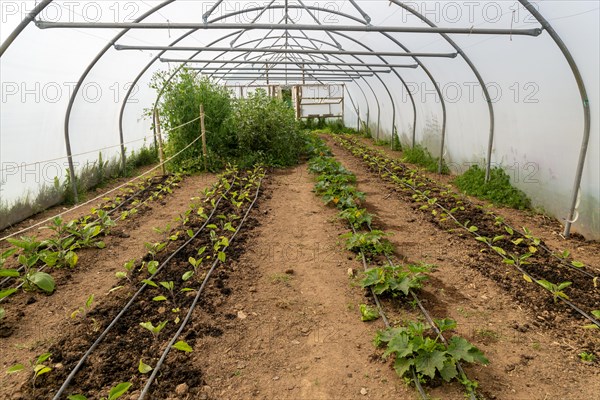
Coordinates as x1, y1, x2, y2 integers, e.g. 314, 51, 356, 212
0, 172, 185, 318
306, 134, 488, 395
151, 69, 307, 172
333, 135, 600, 330
109, 165, 265, 397
9, 165, 265, 398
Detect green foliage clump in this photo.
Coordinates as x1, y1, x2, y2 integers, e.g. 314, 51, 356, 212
153, 69, 306, 171
402, 144, 449, 174
360, 263, 431, 297
152, 69, 233, 172
125, 145, 159, 173
229, 90, 304, 167
375, 320, 488, 388
453, 165, 531, 210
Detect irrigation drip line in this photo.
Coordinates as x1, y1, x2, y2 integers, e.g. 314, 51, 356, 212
0, 175, 170, 291
376, 228, 478, 400
0, 127, 204, 243
350, 223, 427, 399
357, 244, 427, 399
337, 137, 600, 328
0, 135, 155, 173
357, 139, 598, 278
138, 173, 264, 399
51, 174, 236, 400
381, 163, 600, 328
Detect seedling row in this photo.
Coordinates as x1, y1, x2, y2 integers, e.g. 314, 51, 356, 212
8, 165, 265, 399
0, 172, 184, 320
306, 136, 488, 398
333, 135, 600, 330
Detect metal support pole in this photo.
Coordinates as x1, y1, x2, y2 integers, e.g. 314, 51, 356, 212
115, 45, 458, 58
37, 21, 543, 36
163, 58, 417, 69
518, 0, 592, 238
0, 0, 53, 57
154, 109, 166, 175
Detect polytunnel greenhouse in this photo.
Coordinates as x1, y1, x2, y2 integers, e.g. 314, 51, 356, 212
0, 1, 598, 399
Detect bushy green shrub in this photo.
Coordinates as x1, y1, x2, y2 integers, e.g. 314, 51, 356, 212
454, 165, 531, 209
153, 70, 306, 170
152, 69, 233, 171
229, 89, 304, 167
402, 144, 449, 174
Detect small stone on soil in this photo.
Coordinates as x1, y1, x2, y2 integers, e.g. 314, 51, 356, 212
237, 311, 247, 319
360, 387, 368, 395
285, 269, 295, 275
175, 383, 189, 395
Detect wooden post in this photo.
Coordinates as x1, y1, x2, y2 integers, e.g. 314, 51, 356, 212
200, 104, 208, 171
341, 84, 345, 124
154, 108, 166, 175
294, 85, 301, 120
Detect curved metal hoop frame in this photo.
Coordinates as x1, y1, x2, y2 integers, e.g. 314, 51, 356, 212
0, 0, 592, 238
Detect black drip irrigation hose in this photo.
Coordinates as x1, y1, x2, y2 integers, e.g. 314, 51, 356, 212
376, 226, 478, 400
138, 175, 263, 400
381, 163, 600, 329
51, 175, 236, 400
350, 224, 427, 399
337, 138, 600, 329
344, 137, 599, 279
0, 175, 175, 294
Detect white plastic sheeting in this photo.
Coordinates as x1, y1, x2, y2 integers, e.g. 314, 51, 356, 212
0, 1, 598, 239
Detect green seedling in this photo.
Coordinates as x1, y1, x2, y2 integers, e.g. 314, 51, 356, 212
144, 241, 167, 259
70, 223, 106, 249
555, 249, 570, 259
140, 320, 168, 339
578, 352, 596, 363
115, 259, 135, 281
16, 254, 55, 293
0, 307, 5, 320
340, 230, 393, 257
172, 340, 193, 353
138, 359, 153, 374
338, 207, 372, 228
359, 304, 380, 321
153, 224, 171, 235
503, 252, 532, 267
71, 294, 94, 319
536, 279, 572, 302
145, 260, 159, 275
153, 281, 178, 306
7, 352, 53, 387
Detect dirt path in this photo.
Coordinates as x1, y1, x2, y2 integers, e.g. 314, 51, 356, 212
326, 137, 600, 399
191, 166, 409, 400
0, 173, 216, 399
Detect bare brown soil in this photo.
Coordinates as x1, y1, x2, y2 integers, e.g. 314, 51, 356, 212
1, 145, 598, 400
0, 173, 216, 399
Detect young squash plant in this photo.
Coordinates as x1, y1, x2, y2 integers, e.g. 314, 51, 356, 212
374, 320, 488, 391
338, 207, 372, 229
361, 264, 431, 297
341, 230, 394, 257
